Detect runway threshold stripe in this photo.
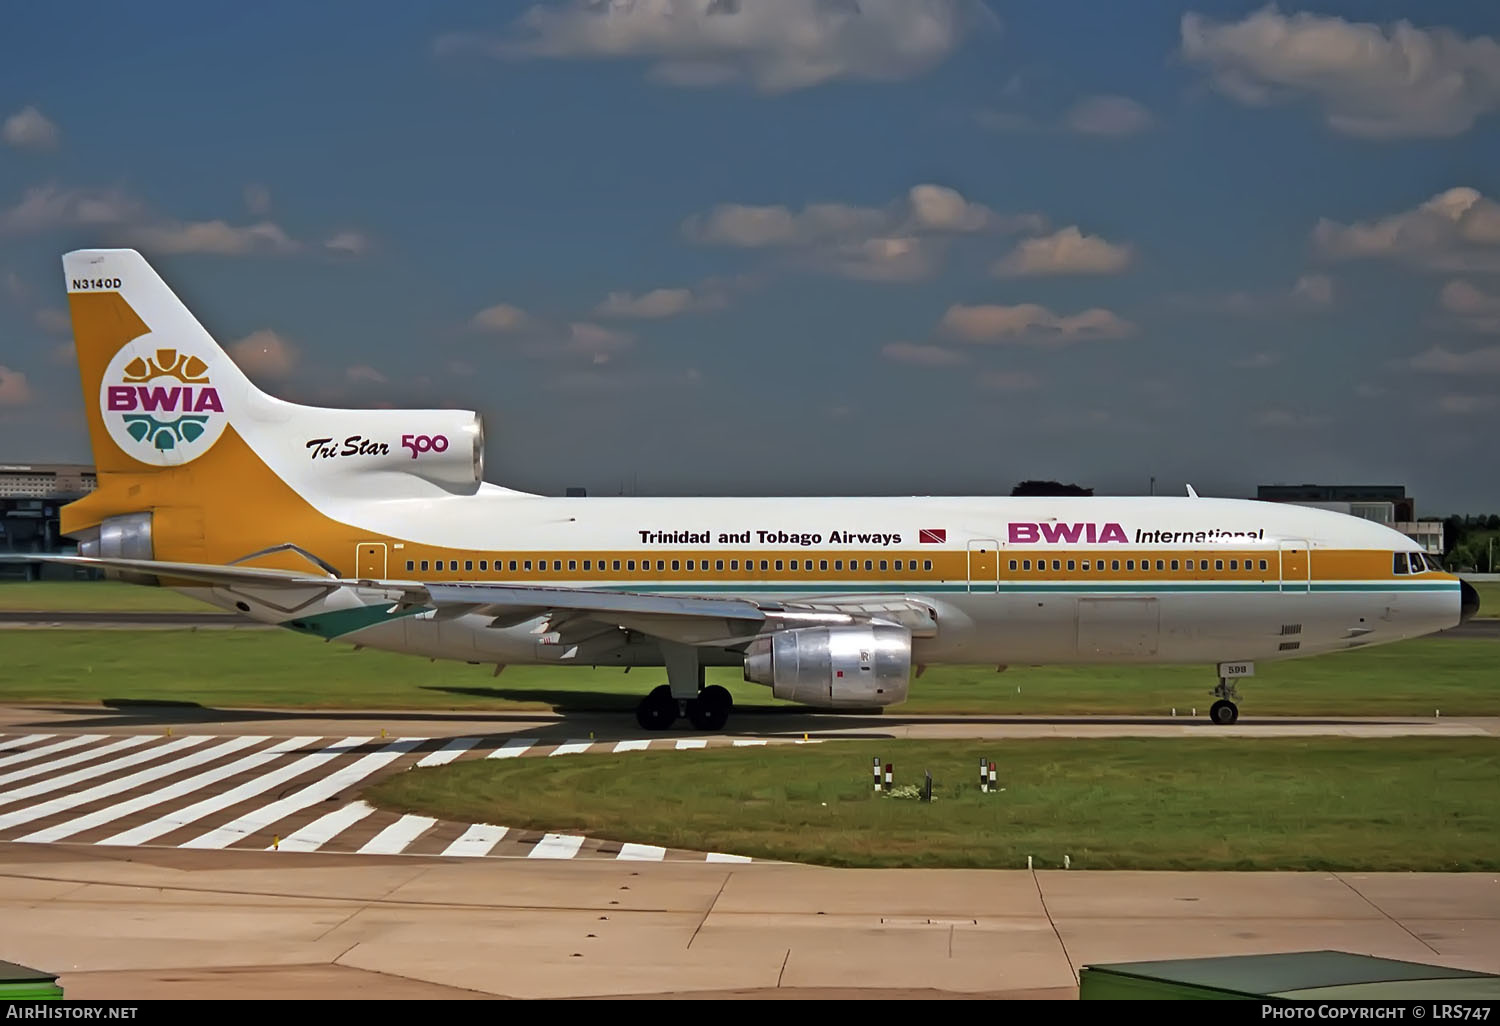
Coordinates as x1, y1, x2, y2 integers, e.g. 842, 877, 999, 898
617, 843, 666, 861
97, 735, 359, 847
0, 735, 156, 788
179, 737, 426, 850
675, 740, 707, 750
416, 737, 480, 767
273, 801, 377, 852
442, 824, 508, 857
705, 853, 751, 863
549, 741, 592, 756
358, 813, 438, 855
0, 735, 52, 754
612, 740, 650, 753
0, 735, 216, 809
13, 736, 285, 842
0, 735, 105, 771
486, 739, 536, 759
528, 833, 585, 859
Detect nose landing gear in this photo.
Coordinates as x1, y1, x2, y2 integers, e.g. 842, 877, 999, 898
1209, 678, 1241, 725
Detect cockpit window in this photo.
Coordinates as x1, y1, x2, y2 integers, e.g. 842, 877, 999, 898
1409, 552, 1427, 572
1393, 552, 1409, 574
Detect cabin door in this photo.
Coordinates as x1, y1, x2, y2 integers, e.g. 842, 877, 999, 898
356, 542, 387, 579
1278, 538, 1310, 594
967, 538, 999, 592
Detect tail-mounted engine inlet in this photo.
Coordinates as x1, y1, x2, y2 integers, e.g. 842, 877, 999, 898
73, 512, 155, 585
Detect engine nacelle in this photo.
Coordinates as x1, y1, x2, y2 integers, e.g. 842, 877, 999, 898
296, 410, 485, 492
743, 624, 912, 708
73, 512, 155, 585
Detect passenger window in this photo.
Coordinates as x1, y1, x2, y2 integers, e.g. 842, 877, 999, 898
820, 560, 828, 570
1023, 559, 1031, 570
627, 560, 635, 570
1259, 559, 1267, 571
1170, 559, 1179, 571
1215, 559, 1224, 571
775, 560, 784, 571
671, 560, 680, 571
790, 560, 799, 570
1126, 560, 1135, 570
761, 560, 769, 571
583, 560, 591, 571
923, 560, 932, 570
1111, 560, 1120, 571
1230, 560, 1238, 571
880, 560, 888, 571
1067, 560, 1075, 571
406, 560, 415, 571
1009, 560, 1018, 570
567, 560, 576, 571
509, 560, 518, 571
1393, 552, 1409, 574
730, 560, 738, 570
419, 560, 428, 571
687, 560, 694, 570
716, 560, 724, 571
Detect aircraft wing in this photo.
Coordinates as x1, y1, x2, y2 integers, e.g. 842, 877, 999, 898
1, 554, 936, 646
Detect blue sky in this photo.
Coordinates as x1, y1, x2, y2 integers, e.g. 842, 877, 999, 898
3, 1, 1499, 512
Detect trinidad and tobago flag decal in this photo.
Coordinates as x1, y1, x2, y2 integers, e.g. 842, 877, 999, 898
919, 529, 947, 544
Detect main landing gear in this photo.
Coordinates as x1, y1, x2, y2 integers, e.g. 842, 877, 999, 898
635, 683, 733, 732
633, 641, 734, 732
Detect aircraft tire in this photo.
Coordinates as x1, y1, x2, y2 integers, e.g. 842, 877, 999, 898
636, 687, 678, 731
1209, 699, 1238, 725
688, 686, 732, 731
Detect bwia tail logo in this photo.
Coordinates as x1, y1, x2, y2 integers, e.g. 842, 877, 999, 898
100, 337, 228, 464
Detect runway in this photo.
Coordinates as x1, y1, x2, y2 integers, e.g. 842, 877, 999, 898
1, 712, 1497, 998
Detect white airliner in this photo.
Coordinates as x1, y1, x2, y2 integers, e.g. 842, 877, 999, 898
11, 250, 1478, 731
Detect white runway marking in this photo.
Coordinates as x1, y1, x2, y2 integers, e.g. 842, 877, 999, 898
529, 833, 585, 859
0, 735, 106, 772
486, 738, 536, 759
98, 735, 366, 847
416, 737, 480, 767
358, 813, 438, 855
180, 737, 425, 850
617, 843, 666, 861
0, 736, 209, 804
731, 739, 768, 746
0, 735, 156, 788
12, 736, 281, 842
7, 730, 757, 864
273, 801, 378, 852
0, 735, 53, 754
442, 823, 509, 857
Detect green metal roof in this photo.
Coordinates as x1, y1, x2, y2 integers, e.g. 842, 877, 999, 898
1084, 950, 1499, 999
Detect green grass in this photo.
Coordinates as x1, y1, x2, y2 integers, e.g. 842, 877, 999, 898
363, 737, 1500, 871
0, 628, 1495, 716
0, 580, 208, 612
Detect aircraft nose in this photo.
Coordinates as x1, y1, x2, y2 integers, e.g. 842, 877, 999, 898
1460, 579, 1480, 624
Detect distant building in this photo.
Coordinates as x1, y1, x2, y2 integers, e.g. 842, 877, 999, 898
0, 463, 98, 580
1256, 484, 1443, 556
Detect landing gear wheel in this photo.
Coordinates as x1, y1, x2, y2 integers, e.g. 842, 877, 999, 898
636, 685, 678, 731
1210, 700, 1239, 725
687, 685, 733, 731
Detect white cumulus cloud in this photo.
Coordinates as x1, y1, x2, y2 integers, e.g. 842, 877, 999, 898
939, 303, 1135, 344
324, 231, 371, 255
880, 341, 967, 366
0, 185, 141, 236
471, 304, 530, 332
1313, 187, 1500, 272
990, 226, 1134, 277
1411, 345, 1500, 374
1180, 6, 1500, 138
0, 366, 31, 406
437, 0, 997, 94
228, 330, 298, 379
130, 220, 301, 256
1065, 95, 1153, 136
683, 184, 1045, 281
3, 107, 60, 150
